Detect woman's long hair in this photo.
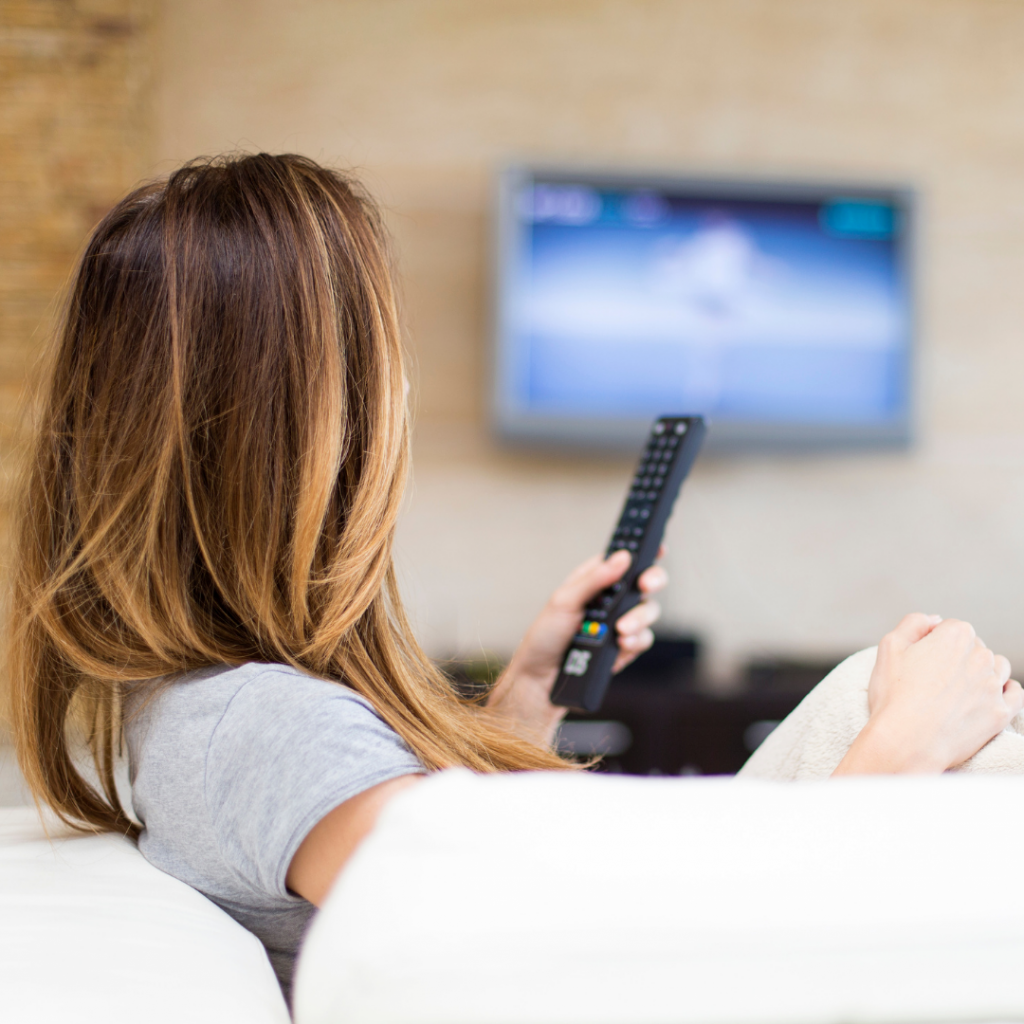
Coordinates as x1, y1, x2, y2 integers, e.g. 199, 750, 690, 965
9, 153, 571, 837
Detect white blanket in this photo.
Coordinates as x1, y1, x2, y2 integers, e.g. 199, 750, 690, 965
0, 807, 289, 1023
294, 767, 1024, 1024
739, 646, 1024, 779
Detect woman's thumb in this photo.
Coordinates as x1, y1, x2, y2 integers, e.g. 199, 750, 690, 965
554, 549, 631, 610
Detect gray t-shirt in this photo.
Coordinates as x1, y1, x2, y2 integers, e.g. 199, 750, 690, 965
125, 663, 424, 1000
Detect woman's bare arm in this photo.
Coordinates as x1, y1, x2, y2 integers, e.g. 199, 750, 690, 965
286, 774, 424, 905
286, 550, 668, 902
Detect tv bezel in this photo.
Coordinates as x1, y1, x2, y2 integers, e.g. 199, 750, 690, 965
492, 164, 916, 454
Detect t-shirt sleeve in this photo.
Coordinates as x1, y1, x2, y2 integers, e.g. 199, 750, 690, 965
203, 668, 424, 900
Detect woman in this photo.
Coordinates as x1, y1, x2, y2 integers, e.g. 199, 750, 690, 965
9, 153, 1021, 999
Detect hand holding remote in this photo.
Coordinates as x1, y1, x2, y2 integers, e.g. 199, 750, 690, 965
488, 550, 668, 746
551, 416, 706, 712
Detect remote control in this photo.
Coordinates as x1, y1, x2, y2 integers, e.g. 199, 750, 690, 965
550, 415, 706, 713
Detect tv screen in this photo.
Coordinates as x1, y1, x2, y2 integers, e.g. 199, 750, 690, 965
493, 167, 914, 451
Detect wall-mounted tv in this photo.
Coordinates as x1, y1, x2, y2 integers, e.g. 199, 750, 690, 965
493, 166, 914, 452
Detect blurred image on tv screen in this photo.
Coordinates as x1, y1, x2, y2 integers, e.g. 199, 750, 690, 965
498, 174, 912, 446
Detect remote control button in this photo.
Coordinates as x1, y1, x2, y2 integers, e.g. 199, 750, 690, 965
675, 422, 687, 434
668, 436, 678, 448
639, 508, 650, 518
647, 491, 658, 499
627, 541, 638, 551
632, 527, 643, 536
653, 423, 665, 435
654, 476, 664, 487
641, 477, 651, 487
627, 508, 638, 518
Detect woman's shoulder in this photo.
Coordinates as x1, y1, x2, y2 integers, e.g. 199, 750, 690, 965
125, 662, 390, 766
127, 659, 421, 841
136, 661, 365, 717
168, 660, 353, 694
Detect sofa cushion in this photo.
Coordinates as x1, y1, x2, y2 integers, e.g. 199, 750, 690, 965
296, 768, 1024, 1024
0, 807, 289, 1023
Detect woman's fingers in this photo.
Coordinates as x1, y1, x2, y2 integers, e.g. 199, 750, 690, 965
614, 600, 660, 677
637, 564, 667, 594
618, 600, 661, 636
1004, 679, 1024, 716
612, 596, 661, 673
550, 550, 630, 611
612, 628, 655, 672
889, 612, 944, 648
994, 654, 1012, 686
557, 553, 608, 588
619, 627, 654, 653
551, 549, 670, 613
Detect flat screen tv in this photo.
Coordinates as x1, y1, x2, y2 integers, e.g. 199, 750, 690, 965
493, 166, 914, 452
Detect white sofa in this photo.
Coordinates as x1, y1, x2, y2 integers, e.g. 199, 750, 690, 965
295, 769, 1024, 1024
0, 806, 289, 1023
6, 770, 1024, 1024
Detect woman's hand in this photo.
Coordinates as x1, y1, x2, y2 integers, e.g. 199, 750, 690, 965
487, 549, 668, 746
833, 613, 1024, 775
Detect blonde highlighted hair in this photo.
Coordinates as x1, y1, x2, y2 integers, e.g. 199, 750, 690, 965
9, 153, 570, 837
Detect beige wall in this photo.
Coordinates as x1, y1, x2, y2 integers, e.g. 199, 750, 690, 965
150, 0, 1024, 677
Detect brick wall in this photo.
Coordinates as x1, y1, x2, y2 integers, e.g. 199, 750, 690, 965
0, 0, 155, 548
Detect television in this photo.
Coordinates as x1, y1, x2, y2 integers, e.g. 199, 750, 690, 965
492, 166, 914, 452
